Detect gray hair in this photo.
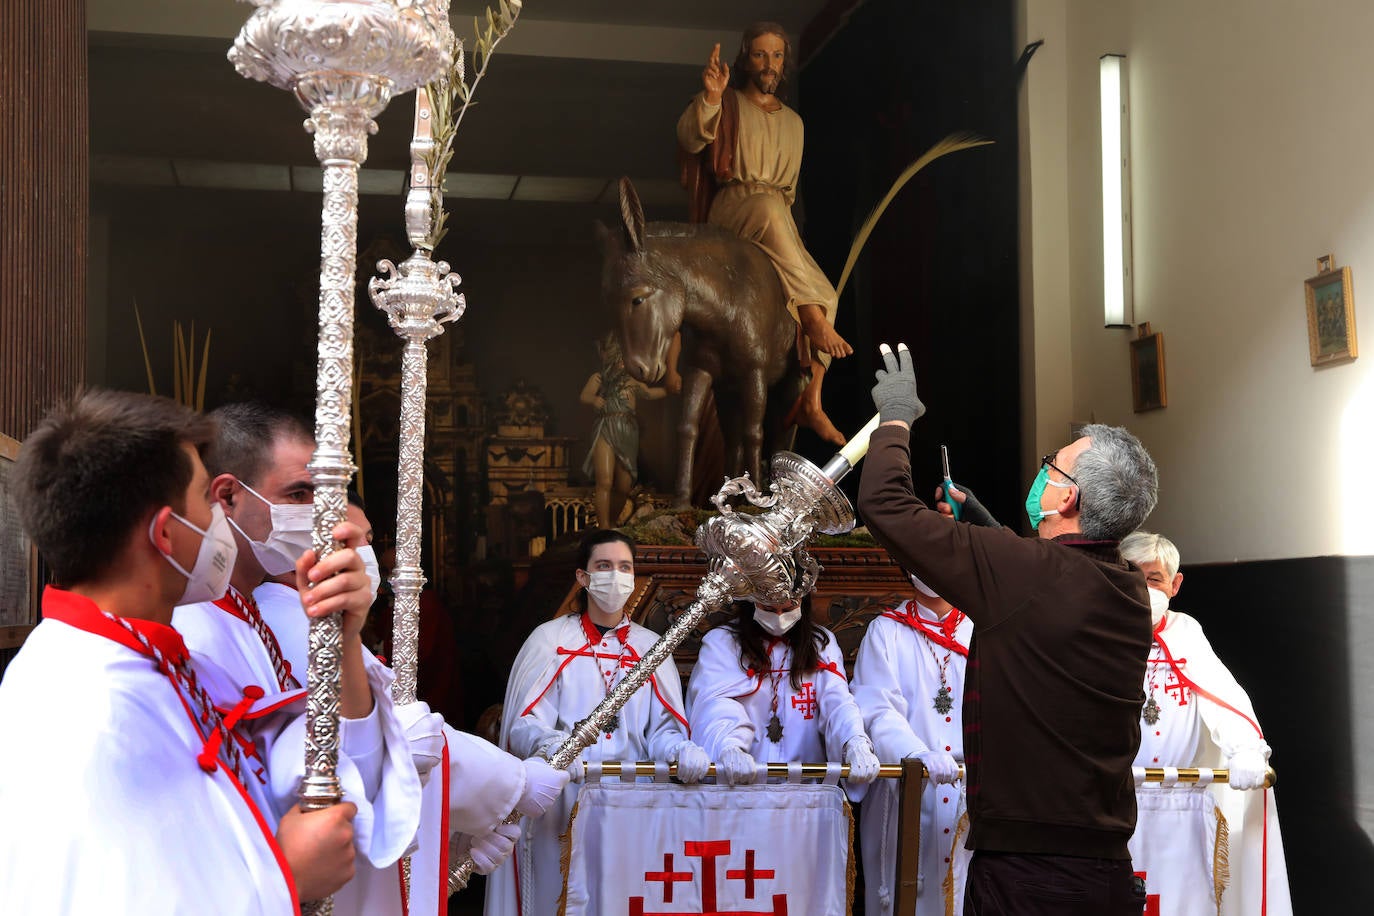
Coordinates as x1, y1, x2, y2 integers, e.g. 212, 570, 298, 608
1120, 530, 1180, 577
1070, 424, 1158, 541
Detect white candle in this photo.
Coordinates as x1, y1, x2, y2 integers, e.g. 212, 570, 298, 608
838, 414, 882, 465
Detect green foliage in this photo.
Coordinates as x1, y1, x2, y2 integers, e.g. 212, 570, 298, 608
420, 0, 523, 251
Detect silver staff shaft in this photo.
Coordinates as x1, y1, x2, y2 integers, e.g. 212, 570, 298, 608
230, 3, 455, 911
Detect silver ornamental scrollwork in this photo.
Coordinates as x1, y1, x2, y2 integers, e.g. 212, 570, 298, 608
446, 450, 855, 892
229, 3, 453, 912
369, 250, 464, 706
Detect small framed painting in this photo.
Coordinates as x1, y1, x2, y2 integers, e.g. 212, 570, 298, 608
1130, 323, 1167, 413
1305, 257, 1358, 367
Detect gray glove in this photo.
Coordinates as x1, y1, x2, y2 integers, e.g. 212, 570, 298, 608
941, 482, 1003, 529
871, 343, 926, 426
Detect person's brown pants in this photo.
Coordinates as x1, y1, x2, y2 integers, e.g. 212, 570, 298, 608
964, 851, 1148, 915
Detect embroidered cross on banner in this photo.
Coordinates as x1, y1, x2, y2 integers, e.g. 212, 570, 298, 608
630, 839, 788, 916
789, 682, 817, 720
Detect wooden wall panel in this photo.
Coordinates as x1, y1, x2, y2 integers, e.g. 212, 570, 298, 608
0, 0, 87, 440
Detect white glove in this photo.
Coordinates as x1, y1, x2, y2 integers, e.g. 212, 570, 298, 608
516, 756, 570, 818
672, 740, 711, 784
844, 736, 880, 787
395, 701, 445, 786
1226, 746, 1271, 791
912, 749, 960, 785
717, 746, 759, 786
462, 822, 521, 875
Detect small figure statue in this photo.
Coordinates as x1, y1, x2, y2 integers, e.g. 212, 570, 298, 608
580, 332, 666, 527
677, 21, 851, 446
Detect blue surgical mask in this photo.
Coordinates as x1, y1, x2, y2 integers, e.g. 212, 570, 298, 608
1024, 465, 1074, 529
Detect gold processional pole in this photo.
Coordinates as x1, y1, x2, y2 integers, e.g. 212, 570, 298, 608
229, 2, 453, 912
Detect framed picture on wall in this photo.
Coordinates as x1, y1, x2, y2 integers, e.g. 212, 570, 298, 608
1305, 258, 1358, 367
0, 431, 40, 650
1129, 323, 1167, 412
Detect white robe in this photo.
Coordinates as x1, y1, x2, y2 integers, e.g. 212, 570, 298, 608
1132, 609, 1292, 916
686, 623, 868, 780
173, 588, 424, 914
0, 601, 299, 914
253, 581, 527, 916
852, 601, 973, 916
485, 612, 691, 916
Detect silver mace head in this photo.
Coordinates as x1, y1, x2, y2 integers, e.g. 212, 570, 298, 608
369, 251, 466, 337
229, 0, 455, 157
697, 451, 855, 608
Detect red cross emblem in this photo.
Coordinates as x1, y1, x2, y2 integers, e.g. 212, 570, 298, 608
1163, 672, 1191, 707
631, 839, 787, 916
789, 682, 817, 720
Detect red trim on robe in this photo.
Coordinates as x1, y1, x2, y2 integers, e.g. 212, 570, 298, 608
39, 586, 298, 909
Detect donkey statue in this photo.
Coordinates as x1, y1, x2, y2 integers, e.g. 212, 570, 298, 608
596, 177, 800, 507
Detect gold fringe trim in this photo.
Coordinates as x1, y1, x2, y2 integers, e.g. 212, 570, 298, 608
1212, 804, 1230, 914
557, 796, 581, 916
943, 812, 969, 916
844, 798, 856, 916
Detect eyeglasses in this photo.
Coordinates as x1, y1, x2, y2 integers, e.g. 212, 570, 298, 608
1040, 453, 1078, 485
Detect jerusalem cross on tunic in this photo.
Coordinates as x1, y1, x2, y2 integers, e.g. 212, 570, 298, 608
789, 682, 817, 720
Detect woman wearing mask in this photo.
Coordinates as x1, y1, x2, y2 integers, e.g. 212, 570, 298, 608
685, 592, 880, 794
486, 529, 710, 916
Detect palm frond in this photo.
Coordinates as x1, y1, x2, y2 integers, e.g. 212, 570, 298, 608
834, 132, 994, 299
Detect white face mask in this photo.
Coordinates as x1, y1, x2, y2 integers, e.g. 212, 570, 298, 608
358, 544, 381, 602
153, 503, 237, 605
586, 569, 635, 614
908, 572, 938, 598
1148, 587, 1169, 624
230, 480, 314, 576
754, 604, 802, 636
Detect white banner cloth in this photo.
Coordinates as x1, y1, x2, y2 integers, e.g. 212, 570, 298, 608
1129, 786, 1223, 916
563, 782, 852, 915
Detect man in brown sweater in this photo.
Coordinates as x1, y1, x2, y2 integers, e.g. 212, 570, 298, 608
859, 343, 1157, 915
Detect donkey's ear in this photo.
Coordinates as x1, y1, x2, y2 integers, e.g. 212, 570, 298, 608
618, 176, 646, 254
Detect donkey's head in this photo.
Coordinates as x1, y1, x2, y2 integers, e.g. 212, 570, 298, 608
594, 178, 687, 384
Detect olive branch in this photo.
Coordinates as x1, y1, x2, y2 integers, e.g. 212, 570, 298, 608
419, 0, 523, 251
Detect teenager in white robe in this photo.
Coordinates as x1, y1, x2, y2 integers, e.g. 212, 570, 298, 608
1121, 532, 1292, 916
171, 403, 433, 913
0, 392, 361, 912
685, 594, 880, 795
853, 574, 972, 916
486, 529, 710, 916
253, 494, 567, 916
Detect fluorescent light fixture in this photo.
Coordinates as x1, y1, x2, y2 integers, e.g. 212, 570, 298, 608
1100, 53, 1133, 327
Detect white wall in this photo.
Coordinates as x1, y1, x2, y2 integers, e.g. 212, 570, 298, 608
1024, 0, 1374, 564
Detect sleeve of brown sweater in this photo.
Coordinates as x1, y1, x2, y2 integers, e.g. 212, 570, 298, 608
858, 425, 1055, 629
